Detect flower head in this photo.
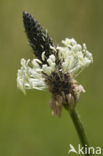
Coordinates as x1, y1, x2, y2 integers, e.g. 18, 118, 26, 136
17, 12, 93, 116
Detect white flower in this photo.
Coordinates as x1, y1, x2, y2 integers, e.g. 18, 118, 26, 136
17, 54, 56, 93
17, 38, 93, 95
57, 38, 93, 77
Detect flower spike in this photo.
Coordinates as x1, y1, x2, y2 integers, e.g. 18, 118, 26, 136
17, 12, 93, 116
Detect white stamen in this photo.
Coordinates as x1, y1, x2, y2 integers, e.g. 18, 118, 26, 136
42, 51, 45, 61
58, 38, 93, 77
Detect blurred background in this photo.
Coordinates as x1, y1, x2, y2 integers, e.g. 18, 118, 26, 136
0, 0, 103, 155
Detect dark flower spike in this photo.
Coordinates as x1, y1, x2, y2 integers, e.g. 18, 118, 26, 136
23, 11, 55, 62
17, 12, 93, 116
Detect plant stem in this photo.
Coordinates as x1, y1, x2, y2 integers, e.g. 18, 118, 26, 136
69, 108, 92, 156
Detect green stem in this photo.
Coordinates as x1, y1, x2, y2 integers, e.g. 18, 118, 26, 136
69, 108, 92, 156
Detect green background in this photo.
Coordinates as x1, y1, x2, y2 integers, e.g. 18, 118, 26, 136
0, 0, 103, 155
